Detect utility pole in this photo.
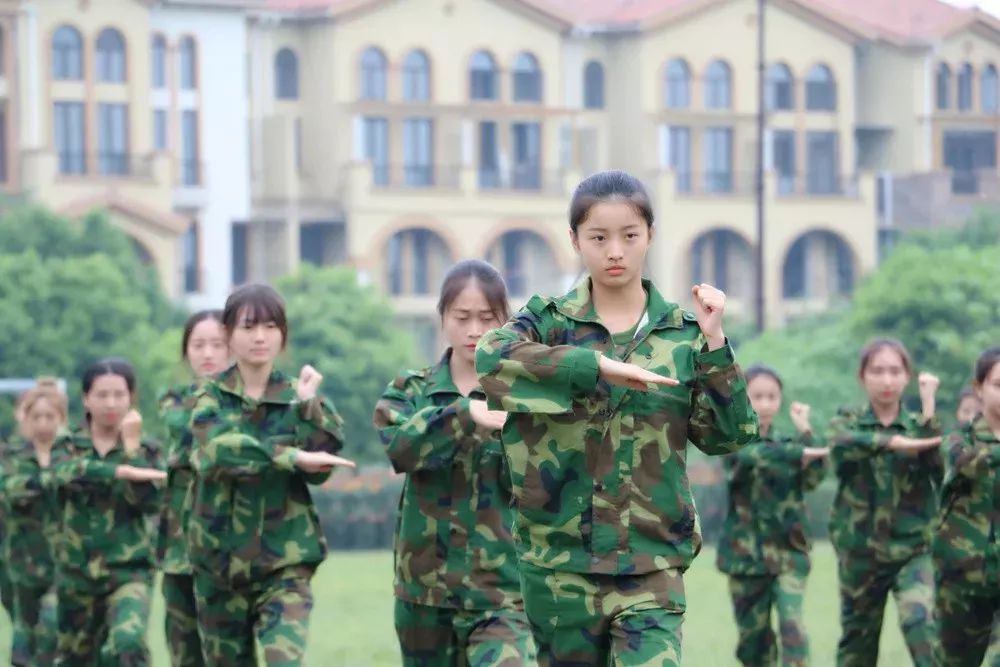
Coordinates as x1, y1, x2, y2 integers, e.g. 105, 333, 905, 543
755, 0, 767, 333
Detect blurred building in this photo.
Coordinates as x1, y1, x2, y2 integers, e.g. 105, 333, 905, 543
2, 0, 998, 355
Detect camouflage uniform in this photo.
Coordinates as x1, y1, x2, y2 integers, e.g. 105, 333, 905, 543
716, 430, 827, 667
374, 350, 535, 666
828, 405, 943, 667
157, 382, 204, 667
0, 438, 59, 666
50, 426, 162, 667
0, 439, 15, 623
188, 364, 344, 667
476, 278, 758, 665
933, 416, 1000, 667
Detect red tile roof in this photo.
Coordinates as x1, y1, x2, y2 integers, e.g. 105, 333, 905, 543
262, 0, 997, 44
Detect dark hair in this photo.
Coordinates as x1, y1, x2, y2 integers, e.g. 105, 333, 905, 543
958, 386, 979, 403
437, 260, 510, 323
82, 358, 137, 396
745, 364, 783, 390
569, 170, 654, 233
859, 338, 912, 377
973, 346, 1000, 385
181, 309, 224, 359
222, 284, 288, 348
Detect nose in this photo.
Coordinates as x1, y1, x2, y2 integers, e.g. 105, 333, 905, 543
606, 240, 624, 261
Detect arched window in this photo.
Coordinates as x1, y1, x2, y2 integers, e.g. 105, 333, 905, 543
583, 61, 604, 109
401, 50, 430, 102
179, 36, 197, 90
512, 52, 542, 102
982, 64, 998, 113
151, 34, 166, 88
704, 60, 732, 109
275, 48, 299, 100
470, 50, 498, 101
96, 28, 126, 83
665, 58, 690, 108
359, 47, 387, 100
805, 64, 836, 111
766, 63, 794, 110
52, 25, 83, 80
958, 63, 973, 112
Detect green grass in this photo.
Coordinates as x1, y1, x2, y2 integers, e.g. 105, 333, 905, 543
0, 543, 910, 665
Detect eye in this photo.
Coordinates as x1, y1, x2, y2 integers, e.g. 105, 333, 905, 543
591, 235, 605, 242
626, 232, 639, 240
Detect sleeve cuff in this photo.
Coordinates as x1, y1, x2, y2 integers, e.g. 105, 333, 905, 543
695, 340, 736, 374
566, 348, 600, 395
273, 446, 299, 472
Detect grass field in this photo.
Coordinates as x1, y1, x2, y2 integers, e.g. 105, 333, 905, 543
0, 543, 912, 666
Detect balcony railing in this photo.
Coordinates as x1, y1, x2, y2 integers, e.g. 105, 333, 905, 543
57, 152, 155, 179
370, 163, 462, 189
477, 166, 566, 195
774, 173, 860, 197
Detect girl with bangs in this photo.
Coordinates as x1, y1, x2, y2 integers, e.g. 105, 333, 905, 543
188, 284, 355, 666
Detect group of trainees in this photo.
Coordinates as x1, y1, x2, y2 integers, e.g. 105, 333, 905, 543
0, 284, 353, 666
0, 168, 995, 667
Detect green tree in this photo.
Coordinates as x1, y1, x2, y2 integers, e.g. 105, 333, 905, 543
276, 265, 417, 462
0, 206, 182, 329
0, 250, 179, 437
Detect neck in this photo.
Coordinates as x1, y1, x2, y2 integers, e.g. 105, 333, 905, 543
237, 361, 273, 395
871, 400, 900, 425
984, 410, 1000, 438
90, 421, 119, 448
591, 276, 645, 316
32, 438, 54, 454
759, 420, 772, 437
449, 353, 479, 395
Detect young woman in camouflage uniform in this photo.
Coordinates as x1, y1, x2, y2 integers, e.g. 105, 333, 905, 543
0, 379, 67, 666
476, 170, 758, 666
716, 365, 828, 667
934, 347, 1000, 667
374, 260, 535, 666
187, 284, 354, 666
51, 358, 166, 666
828, 339, 943, 667
157, 310, 227, 667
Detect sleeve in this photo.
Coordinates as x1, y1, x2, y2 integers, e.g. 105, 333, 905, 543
294, 394, 345, 455
945, 431, 994, 480
49, 441, 117, 489
189, 390, 303, 479
687, 339, 760, 456
475, 304, 600, 415
373, 374, 489, 474
0, 460, 51, 507
827, 412, 890, 473
795, 430, 827, 491
122, 440, 164, 513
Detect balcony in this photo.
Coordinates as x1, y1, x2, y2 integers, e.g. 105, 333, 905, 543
55, 153, 156, 180
371, 164, 462, 190
174, 159, 208, 209
878, 169, 1000, 229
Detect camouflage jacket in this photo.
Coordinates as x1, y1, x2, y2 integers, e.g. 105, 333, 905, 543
0, 438, 60, 588
188, 364, 345, 588
50, 426, 162, 582
716, 430, 826, 576
475, 278, 758, 575
932, 416, 1000, 591
828, 404, 943, 562
374, 351, 522, 611
157, 382, 200, 575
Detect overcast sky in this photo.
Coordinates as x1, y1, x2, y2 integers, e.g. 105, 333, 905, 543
943, 0, 1000, 16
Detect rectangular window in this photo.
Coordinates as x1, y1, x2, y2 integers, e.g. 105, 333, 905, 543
511, 122, 541, 189
703, 127, 733, 193
362, 116, 389, 185
772, 130, 795, 194
478, 121, 499, 188
54, 102, 86, 174
807, 131, 838, 194
183, 221, 199, 293
153, 109, 168, 151
403, 117, 433, 187
232, 222, 248, 285
98, 103, 129, 175
181, 110, 199, 185
668, 126, 691, 192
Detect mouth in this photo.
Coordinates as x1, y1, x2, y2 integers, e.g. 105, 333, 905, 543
606, 266, 626, 276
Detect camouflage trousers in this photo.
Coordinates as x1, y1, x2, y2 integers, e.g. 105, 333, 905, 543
727, 563, 809, 666
835, 552, 936, 667
54, 570, 153, 667
519, 561, 685, 667
0, 559, 13, 619
10, 581, 57, 666
935, 579, 1000, 667
394, 599, 536, 666
162, 573, 204, 667
193, 564, 315, 667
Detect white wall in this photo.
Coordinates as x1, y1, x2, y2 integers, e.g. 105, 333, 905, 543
150, 5, 251, 310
